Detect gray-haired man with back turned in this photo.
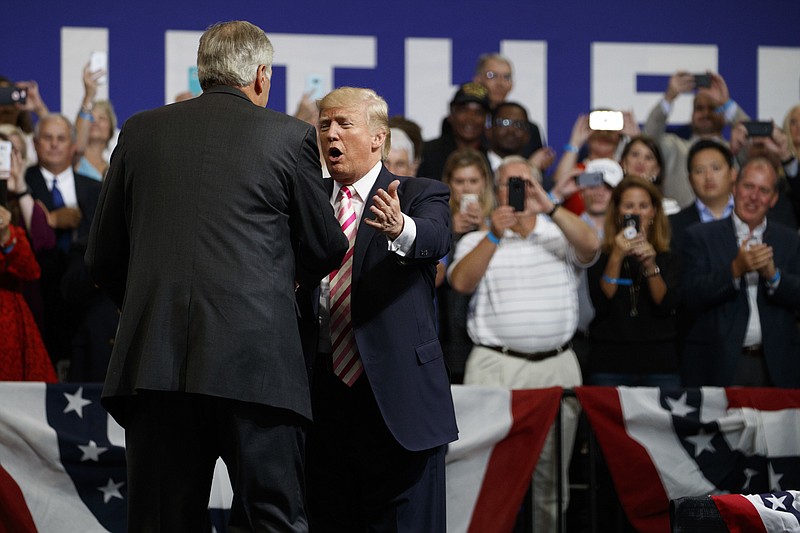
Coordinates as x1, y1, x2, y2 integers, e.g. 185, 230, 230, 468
86, 20, 347, 532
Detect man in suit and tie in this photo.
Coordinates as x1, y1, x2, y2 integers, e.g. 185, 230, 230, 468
681, 157, 800, 387
86, 21, 347, 532
26, 113, 101, 366
306, 87, 458, 532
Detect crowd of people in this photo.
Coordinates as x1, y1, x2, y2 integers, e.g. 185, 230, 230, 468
2, 31, 800, 532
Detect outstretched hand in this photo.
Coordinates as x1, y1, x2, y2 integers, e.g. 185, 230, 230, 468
365, 179, 404, 239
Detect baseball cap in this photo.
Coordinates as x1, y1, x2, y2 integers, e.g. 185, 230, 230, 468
584, 158, 624, 188
450, 82, 490, 110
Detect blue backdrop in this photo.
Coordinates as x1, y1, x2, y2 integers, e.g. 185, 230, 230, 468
4, 1, 800, 150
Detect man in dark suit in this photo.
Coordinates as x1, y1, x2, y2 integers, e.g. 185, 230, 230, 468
85, 21, 347, 532
306, 87, 458, 532
681, 157, 800, 387
26, 113, 101, 367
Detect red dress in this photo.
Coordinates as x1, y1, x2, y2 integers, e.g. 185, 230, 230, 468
0, 225, 56, 382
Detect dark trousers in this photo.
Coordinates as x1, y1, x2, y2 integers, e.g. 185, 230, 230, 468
124, 390, 308, 533
307, 356, 446, 533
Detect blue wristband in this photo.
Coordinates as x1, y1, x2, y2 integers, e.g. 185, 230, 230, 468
486, 232, 501, 245
79, 111, 94, 122
768, 269, 781, 285
602, 274, 633, 286
2, 240, 16, 255
563, 143, 579, 154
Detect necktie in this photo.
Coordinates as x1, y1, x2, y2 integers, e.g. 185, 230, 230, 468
329, 185, 363, 386
51, 177, 72, 252
51, 177, 65, 209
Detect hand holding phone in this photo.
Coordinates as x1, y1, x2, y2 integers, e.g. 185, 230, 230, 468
460, 193, 479, 214
576, 171, 604, 188
89, 51, 108, 84
693, 74, 712, 88
622, 213, 640, 239
507, 177, 526, 212
589, 110, 623, 131
743, 121, 773, 138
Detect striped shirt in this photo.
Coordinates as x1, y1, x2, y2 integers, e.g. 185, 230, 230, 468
450, 215, 595, 352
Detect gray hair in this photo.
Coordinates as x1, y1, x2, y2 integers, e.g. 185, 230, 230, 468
34, 113, 76, 144
197, 21, 274, 91
389, 128, 413, 162
496, 155, 542, 183
475, 53, 513, 75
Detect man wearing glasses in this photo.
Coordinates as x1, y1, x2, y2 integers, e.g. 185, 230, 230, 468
473, 54, 553, 170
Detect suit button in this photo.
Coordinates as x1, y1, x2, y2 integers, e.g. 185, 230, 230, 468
420, 249, 430, 257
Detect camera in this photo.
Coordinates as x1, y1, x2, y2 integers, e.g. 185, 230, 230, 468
507, 177, 526, 212
589, 110, 623, 131
460, 193, 479, 214
743, 121, 773, 137
693, 74, 712, 88
0, 86, 28, 106
622, 213, 640, 239
576, 171, 604, 188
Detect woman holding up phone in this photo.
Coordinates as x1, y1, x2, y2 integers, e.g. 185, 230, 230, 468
586, 175, 681, 387
439, 148, 495, 383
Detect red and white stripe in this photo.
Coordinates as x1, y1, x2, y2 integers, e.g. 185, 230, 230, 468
330, 185, 363, 386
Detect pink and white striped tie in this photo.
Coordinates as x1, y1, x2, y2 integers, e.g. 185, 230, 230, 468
329, 185, 363, 386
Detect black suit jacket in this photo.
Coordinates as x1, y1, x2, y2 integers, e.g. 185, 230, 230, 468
325, 167, 459, 451
86, 86, 347, 424
25, 166, 101, 242
681, 217, 800, 387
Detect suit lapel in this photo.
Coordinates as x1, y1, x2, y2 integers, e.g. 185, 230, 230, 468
27, 168, 53, 210
352, 168, 393, 292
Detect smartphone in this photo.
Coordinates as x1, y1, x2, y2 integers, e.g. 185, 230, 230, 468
507, 177, 526, 212
460, 193, 479, 213
694, 74, 712, 88
0, 86, 27, 106
589, 110, 623, 131
90, 50, 108, 84
0, 141, 9, 207
305, 74, 325, 100
576, 171, 604, 188
743, 121, 773, 137
622, 213, 640, 239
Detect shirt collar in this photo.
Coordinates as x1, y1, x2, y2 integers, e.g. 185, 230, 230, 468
732, 210, 767, 244
332, 160, 383, 203
695, 194, 734, 223
40, 166, 75, 189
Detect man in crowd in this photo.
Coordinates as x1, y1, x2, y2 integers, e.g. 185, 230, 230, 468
26, 113, 101, 369
669, 139, 738, 248
448, 155, 599, 531
644, 70, 749, 208
417, 82, 490, 181
473, 53, 550, 163
86, 21, 347, 532
681, 158, 800, 387
486, 101, 555, 174
307, 86, 457, 532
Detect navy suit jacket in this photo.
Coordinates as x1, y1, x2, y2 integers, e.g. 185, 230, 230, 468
681, 217, 800, 387
329, 167, 458, 452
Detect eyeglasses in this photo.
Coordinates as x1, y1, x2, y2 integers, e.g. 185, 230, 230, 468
493, 118, 528, 131
484, 71, 512, 82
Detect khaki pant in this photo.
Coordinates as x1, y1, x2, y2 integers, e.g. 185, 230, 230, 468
464, 346, 582, 533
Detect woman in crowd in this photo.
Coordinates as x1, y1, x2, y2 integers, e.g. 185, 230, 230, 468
0, 132, 56, 382
74, 64, 117, 181
586, 176, 681, 387
438, 148, 495, 383
619, 134, 680, 214
551, 111, 639, 214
